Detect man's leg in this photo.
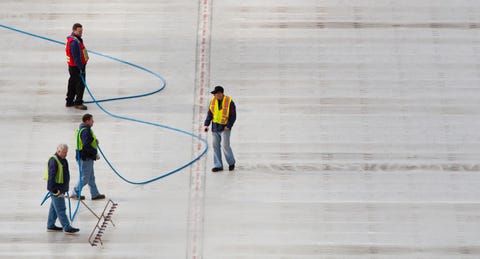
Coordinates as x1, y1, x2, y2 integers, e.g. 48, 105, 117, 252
75, 69, 86, 105
66, 66, 77, 106
83, 159, 100, 198
212, 131, 223, 168
221, 130, 236, 167
71, 159, 89, 197
50, 195, 71, 230
47, 201, 58, 228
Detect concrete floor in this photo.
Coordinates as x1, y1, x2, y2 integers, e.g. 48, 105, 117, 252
1, 0, 480, 258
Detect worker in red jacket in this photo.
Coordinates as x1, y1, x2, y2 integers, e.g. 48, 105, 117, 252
65, 23, 89, 110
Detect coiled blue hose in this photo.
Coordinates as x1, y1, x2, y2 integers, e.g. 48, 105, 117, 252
2, 24, 208, 221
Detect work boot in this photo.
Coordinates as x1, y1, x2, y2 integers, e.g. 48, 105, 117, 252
64, 227, 80, 234
75, 104, 87, 110
70, 195, 85, 200
211, 167, 223, 172
47, 225, 63, 232
92, 194, 106, 200
229, 164, 235, 171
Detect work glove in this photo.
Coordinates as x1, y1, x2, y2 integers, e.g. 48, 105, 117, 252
95, 154, 101, 161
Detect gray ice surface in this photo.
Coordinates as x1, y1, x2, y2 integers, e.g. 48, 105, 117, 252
1, 0, 480, 258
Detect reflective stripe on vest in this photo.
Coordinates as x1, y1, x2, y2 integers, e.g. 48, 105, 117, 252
209, 96, 232, 125
66, 35, 89, 66
44, 155, 64, 184
76, 128, 98, 151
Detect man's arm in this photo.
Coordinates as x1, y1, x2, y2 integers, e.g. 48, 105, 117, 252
226, 101, 236, 129
70, 40, 83, 70
47, 158, 58, 193
204, 109, 213, 127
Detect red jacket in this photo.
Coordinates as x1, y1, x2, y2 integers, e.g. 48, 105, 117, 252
66, 33, 88, 67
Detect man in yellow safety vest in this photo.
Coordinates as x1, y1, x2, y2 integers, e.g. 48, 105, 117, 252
70, 113, 105, 200
203, 86, 237, 172
45, 144, 79, 234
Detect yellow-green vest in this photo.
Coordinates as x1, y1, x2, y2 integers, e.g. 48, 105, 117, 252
43, 155, 64, 184
209, 96, 232, 125
76, 127, 98, 151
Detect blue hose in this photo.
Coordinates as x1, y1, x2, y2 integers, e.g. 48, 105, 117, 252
2, 24, 209, 219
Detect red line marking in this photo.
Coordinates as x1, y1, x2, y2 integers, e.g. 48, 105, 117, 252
190, 0, 210, 258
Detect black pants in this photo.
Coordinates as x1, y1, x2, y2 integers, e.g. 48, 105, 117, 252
66, 66, 86, 105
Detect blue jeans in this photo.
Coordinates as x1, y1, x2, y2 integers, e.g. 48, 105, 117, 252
212, 130, 235, 168
72, 158, 100, 198
47, 195, 72, 230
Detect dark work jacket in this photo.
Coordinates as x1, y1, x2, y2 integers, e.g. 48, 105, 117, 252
77, 123, 97, 161
47, 154, 70, 194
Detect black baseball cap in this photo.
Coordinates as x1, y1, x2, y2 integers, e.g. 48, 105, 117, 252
210, 86, 224, 94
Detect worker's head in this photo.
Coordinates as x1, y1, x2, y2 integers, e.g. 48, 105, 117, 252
72, 23, 83, 37
56, 144, 68, 159
210, 85, 224, 100
82, 113, 94, 127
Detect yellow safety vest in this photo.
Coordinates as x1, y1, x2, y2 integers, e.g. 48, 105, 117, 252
76, 127, 98, 151
44, 155, 64, 184
209, 96, 232, 125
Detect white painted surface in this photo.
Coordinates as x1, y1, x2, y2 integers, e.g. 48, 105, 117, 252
1, 0, 480, 258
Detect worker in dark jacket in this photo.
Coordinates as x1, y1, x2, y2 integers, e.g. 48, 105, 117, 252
46, 144, 79, 234
70, 113, 105, 200
203, 86, 237, 172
